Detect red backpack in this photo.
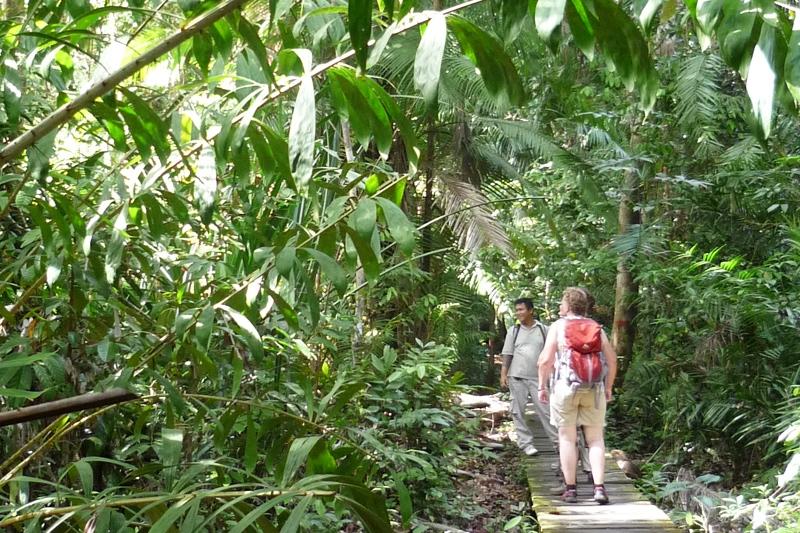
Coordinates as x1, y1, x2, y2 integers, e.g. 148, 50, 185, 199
562, 318, 605, 387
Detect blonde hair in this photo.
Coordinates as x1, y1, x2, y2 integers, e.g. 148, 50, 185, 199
562, 287, 590, 315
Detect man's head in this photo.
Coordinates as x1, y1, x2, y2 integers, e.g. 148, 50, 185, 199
514, 297, 535, 323
560, 287, 590, 316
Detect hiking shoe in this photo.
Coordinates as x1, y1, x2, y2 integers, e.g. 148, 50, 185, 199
523, 445, 539, 456
561, 487, 578, 503
593, 485, 609, 505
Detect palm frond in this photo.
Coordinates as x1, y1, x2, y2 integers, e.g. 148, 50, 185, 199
674, 53, 724, 145
719, 135, 765, 170
458, 260, 508, 316
466, 139, 521, 180
478, 117, 591, 172
437, 173, 514, 257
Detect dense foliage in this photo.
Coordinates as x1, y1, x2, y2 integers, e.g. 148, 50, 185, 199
1, 0, 800, 531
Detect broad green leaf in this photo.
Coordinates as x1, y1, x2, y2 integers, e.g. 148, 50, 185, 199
0, 387, 43, 399
266, 289, 300, 330
238, 17, 274, 84
633, 0, 663, 29
244, 412, 258, 472
105, 207, 127, 283
246, 275, 263, 307
276, 246, 296, 277
179, 499, 202, 533
72, 460, 93, 496
0, 352, 56, 370
288, 50, 316, 193
696, 0, 723, 34
281, 436, 321, 486
535, 0, 568, 40
46, 254, 63, 287
219, 304, 264, 360
26, 130, 57, 182
307, 441, 337, 475
393, 474, 412, 527
345, 227, 381, 281
196, 305, 214, 351
120, 89, 170, 161
746, 23, 783, 138
158, 427, 183, 490
717, 0, 760, 76
301, 248, 348, 295
785, 16, 800, 103
231, 350, 243, 397
348, 0, 372, 72
566, 0, 595, 59
353, 75, 393, 158
335, 488, 392, 533
660, 0, 678, 21
195, 145, 217, 225
2, 58, 22, 129
367, 22, 397, 69
279, 494, 314, 533
375, 197, 416, 255
447, 16, 526, 108
414, 12, 447, 108
501, 0, 529, 43
151, 498, 192, 533
352, 198, 377, 241
210, 18, 234, 59
372, 84, 420, 173
193, 34, 212, 75
175, 309, 195, 340
591, 0, 658, 109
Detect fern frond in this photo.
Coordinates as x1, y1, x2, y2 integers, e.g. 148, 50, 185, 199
437, 173, 514, 257
478, 117, 590, 172
674, 53, 723, 142
719, 135, 765, 170
459, 260, 509, 315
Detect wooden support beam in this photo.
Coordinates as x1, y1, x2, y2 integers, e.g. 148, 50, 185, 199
0, 388, 138, 427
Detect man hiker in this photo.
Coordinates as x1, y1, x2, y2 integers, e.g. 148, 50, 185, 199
538, 287, 618, 505
500, 297, 552, 456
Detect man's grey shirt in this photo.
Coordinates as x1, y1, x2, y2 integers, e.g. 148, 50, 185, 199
501, 321, 548, 380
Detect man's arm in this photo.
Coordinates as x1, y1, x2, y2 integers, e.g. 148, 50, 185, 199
499, 328, 514, 388
537, 325, 558, 403
601, 330, 617, 401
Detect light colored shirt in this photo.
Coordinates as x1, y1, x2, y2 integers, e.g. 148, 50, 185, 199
501, 321, 548, 379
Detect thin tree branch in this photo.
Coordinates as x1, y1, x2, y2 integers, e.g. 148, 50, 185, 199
0, 0, 249, 166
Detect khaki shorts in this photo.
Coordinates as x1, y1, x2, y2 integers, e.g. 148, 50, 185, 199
550, 381, 606, 428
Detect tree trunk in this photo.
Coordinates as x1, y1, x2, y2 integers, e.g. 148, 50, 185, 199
420, 0, 442, 273
611, 134, 641, 386
341, 121, 366, 360
420, 123, 436, 273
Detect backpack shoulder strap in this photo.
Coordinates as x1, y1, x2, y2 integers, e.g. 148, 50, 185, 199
536, 322, 546, 343
512, 324, 521, 346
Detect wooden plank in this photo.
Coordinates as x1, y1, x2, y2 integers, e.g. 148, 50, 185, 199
522, 411, 685, 532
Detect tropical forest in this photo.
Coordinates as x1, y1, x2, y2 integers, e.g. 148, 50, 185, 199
1, 0, 799, 531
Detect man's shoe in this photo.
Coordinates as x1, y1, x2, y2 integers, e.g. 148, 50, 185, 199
524, 445, 539, 456
593, 485, 610, 505
561, 487, 578, 503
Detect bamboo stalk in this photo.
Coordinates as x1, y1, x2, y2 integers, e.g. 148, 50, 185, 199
0, 0, 249, 166
0, 388, 138, 427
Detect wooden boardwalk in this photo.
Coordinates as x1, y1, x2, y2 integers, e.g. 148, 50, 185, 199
524, 412, 684, 532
